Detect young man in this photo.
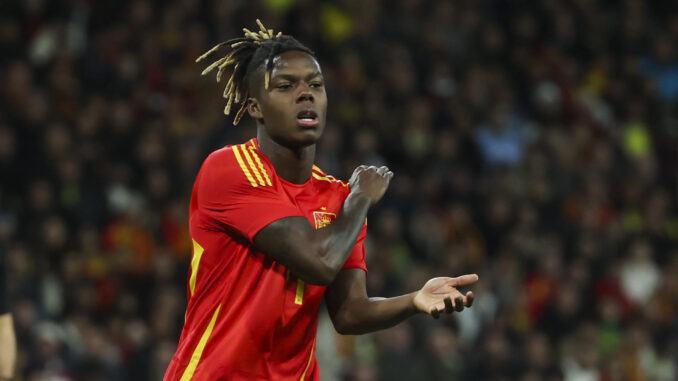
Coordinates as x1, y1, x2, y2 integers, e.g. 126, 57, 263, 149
164, 21, 478, 381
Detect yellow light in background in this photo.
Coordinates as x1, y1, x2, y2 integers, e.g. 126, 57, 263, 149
262, 0, 296, 15
321, 4, 354, 44
623, 122, 652, 159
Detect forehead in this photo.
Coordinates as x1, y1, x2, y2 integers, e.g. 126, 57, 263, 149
270, 51, 322, 76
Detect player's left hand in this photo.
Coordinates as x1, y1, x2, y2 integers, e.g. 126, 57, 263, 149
413, 274, 478, 318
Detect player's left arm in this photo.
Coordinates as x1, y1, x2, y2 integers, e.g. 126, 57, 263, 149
325, 268, 478, 335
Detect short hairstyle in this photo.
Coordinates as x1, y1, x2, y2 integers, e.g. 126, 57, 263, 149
197, 19, 315, 125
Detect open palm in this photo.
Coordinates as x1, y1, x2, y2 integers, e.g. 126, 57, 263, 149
413, 274, 478, 318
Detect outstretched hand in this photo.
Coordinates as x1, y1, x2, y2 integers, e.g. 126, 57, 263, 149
413, 274, 478, 318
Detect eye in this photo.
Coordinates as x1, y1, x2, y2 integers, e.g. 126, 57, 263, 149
277, 83, 292, 90
310, 82, 323, 88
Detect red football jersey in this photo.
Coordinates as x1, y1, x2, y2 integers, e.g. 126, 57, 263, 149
164, 138, 367, 381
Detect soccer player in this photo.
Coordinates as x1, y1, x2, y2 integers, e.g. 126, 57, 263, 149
164, 20, 478, 381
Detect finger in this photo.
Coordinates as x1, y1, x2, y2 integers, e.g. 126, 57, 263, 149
376, 166, 388, 174
351, 167, 365, 179
454, 297, 464, 312
451, 274, 479, 287
465, 291, 474, 307
430, 307, 440, 319
444, 297, 454, 314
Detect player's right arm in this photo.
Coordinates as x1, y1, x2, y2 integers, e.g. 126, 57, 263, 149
253, 165, 392, 285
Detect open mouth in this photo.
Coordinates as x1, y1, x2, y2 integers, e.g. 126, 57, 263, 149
296, 110, 319, 127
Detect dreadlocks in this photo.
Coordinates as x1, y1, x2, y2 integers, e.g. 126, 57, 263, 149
196, 19, 315, 125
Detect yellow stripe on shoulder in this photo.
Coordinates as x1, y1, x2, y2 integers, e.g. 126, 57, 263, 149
311, 172, 332, 183
239, 144, 266, 186
180, 304, 222, 381
232, 145, 258, 187
312, 172, 348, 187
312, 164, 325, 175
248, 146, 272, 186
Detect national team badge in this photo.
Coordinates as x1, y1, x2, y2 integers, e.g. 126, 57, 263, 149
313, 210, 336, 229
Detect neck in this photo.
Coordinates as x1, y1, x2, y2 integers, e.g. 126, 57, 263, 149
256, 130, 315, 185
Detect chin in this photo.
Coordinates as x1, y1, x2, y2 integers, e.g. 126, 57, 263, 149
295, 123, 325, 145
296, 130, 322, 146
271, 129, 322, 149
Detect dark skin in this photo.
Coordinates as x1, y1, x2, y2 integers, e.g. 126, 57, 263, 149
247, 50, 477, 334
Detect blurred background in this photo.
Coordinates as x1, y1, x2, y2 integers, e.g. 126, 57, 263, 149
1, 0, 677, 380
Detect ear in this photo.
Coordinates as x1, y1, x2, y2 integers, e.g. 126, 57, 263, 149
247, 97, 263, 119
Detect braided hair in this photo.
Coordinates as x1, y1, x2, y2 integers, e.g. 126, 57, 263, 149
197, 19, 315, 125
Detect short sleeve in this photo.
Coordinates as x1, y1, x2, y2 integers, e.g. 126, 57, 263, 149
342, 220, 368, 274
194, 148, 303, 242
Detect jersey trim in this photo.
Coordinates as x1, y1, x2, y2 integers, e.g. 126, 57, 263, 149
180, 304, 222, 381
233, 143, 273, 187
240, 144, 267, 186
294, 279, 305, 305
247, 144, 273, 186
299, 338, 316, 381
311, 165, 348, 186
232, 145, 259, 187
189, 239, 205, 296
311, 172, 348, 187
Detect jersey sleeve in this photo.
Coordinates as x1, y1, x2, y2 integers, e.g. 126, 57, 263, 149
194, 148, 303, 242
342, 220, 368, 273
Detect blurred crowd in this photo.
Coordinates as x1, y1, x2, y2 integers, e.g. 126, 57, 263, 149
1, 0, 677, 380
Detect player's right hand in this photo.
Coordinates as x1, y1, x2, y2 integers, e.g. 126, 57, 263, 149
348, 165, 393, 204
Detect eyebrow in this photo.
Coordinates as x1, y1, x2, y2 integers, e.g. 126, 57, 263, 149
271, 71, 323, 82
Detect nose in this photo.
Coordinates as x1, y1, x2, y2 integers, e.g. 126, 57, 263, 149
296, 84, 314, 104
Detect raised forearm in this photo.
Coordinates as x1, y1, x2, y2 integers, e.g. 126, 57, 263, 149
311, 193, 370, 278
333, 292, 420, 335
254, 193, 370, 285
254, 165, 392, 286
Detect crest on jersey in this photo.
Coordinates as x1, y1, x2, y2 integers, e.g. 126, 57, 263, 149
313, 211, 336, 229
